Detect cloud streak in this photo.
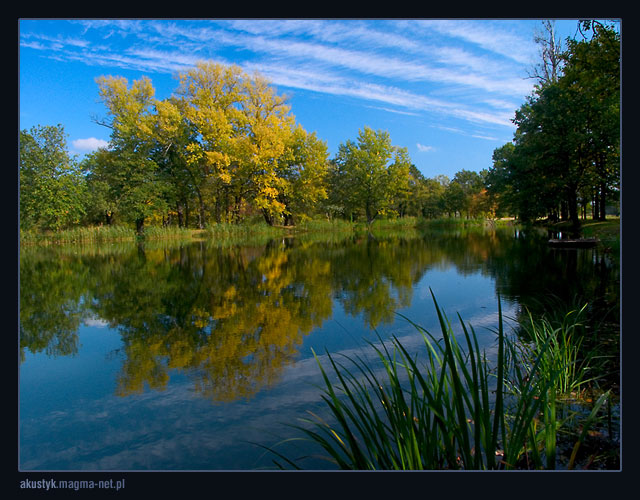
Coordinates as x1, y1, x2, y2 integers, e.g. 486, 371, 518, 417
20, 19, 538, 131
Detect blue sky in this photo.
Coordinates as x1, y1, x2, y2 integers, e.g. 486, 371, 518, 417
19, 18, 589, 179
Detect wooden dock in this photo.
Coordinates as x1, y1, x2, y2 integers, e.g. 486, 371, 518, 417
548, 238, 599, 248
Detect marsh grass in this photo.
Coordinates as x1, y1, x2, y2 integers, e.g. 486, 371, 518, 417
264, 291, 614, 470
205, 221, 283, 238
416, 217, 512, 230
20, 224, 203, 246
20, 216, 494, 247
295, 218, 357, 233
20, 225, 136, 245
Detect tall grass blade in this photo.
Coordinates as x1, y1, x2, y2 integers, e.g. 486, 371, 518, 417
567, 390, 611, 470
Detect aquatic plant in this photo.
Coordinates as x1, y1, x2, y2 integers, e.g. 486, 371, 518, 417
265, 291, 612, 470
518, 304, 602, 398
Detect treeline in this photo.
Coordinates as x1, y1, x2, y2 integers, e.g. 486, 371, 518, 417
19, 61, 493, 234
486, 21, 620, 226
19, 22, 619, 235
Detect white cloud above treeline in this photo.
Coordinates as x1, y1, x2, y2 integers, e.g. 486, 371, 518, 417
417, 143, 434, 152
72, 137, 109, 152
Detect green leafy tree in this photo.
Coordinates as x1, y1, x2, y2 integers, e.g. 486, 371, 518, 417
395, 165, 428, 218
324, 157, 359, 221
487, 21, 619, 226
422, 176, 447, 219
334, 127, 411, 224
441, 181, 465, 218
19, 124, 86, 231
84, 147, 168, 233
486, 143, 517, 218
277, 125, 330, 225
451, 169, 485, 218
562, 21, 620, 219
94, 76, 167, 234
81, 150, 117, 225
149, 96, 200, 227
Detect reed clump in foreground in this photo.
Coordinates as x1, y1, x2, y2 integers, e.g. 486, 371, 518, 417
265, 291, 617, 470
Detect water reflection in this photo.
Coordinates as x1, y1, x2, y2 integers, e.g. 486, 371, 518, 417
20, 226, 619, 404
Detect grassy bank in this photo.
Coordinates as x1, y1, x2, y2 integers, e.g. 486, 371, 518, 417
19, 224, 200, 246
20, 216, 517, 247
579, 218, 621, 256
417, 216, 515, 229
543, 217, 620, 255
19, 222, 292, 247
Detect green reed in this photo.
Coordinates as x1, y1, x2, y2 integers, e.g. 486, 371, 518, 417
20, 225, 136, 245
20, 224, 203, 246
518, 304, 602, 399
266, 291, 611, 470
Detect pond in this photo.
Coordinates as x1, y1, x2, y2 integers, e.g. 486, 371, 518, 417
18, 224, 619, 470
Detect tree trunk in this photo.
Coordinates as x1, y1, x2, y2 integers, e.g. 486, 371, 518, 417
560, 201, 568, 221
135, 217, 145, 236
365, 200, 374, 225
233, 195, 243, 224
195, 189, 205, 229
176, 203, 184, 228
599, 182, 607, 220
283, 212, 295, 227
262, 208, 274, 226
568, 188, 580, 231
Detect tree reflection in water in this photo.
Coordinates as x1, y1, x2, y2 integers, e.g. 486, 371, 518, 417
19, 226, 619, 402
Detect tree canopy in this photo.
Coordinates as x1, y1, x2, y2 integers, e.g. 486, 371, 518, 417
487, 21, 620, 226
19, 124, 86, 231
19, 22, 620, 234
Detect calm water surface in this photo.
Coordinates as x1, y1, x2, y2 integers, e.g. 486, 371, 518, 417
19, 226, 619, 470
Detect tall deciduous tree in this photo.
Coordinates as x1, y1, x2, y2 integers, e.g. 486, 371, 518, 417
175, 62, 300, 226
489, 21, 619, 226
95, 75, 166, 234
422, 176, 448, 219
149, 97, 198, 227
83, 147, 168, 233
175, 62, 246, 226
19, 124, 86, 231
277, 125, 329, 226
236, 72, 295, 225
562, 21, 620, 220
529, 20, 565, 87
451, 169, 485, 218
486, 143, 517, 218
334, 127, 411, 224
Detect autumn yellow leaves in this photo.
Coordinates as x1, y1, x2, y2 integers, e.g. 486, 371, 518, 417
94, 62, 331, 230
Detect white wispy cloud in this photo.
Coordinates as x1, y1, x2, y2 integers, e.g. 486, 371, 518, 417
417, 143, 435, 152
418, 19, 538, 64
220, 30, 531, 97
471, 134, 499, 141
21, 19, 535, 131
